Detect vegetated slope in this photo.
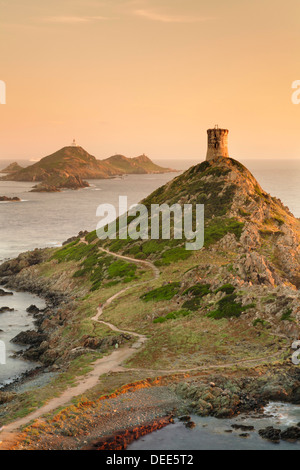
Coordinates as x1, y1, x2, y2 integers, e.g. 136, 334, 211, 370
99, 157, 300, 288
0, 162, 24, 173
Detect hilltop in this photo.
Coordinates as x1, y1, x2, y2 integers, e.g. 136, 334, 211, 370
102, 157, 300, 290
0, 156, 299, 448
1, 147, 176, 191
0, 162, 24, 174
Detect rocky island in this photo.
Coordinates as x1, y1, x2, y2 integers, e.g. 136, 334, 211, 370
0, 150, 299, 450
0, 196, 21, 202
0, 162, 24, 174
0, 146, 177, 192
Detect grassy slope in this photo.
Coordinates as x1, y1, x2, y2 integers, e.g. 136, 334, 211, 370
2, 156, 298, 424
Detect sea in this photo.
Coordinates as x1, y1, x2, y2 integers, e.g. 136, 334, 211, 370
0, 157, 299, 448
128, 403, 300, 451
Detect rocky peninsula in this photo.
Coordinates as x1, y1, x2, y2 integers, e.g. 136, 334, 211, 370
0, 156, 299, 449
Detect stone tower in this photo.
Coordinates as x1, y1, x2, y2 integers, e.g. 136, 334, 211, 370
206, 126, 229, 161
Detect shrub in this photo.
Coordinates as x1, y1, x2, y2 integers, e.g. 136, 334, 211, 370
85, 231, 98, 244
253, 318, 269, 327
52, 242, 97, 263
214, 283, 235, 295
141, 282, 181, 302
207, 294, 246, 319
107, 260, 137, 280
159, 247, 192, 265
182, 297, 202, 311
183, 283, 211, 297
153, 309, 191, 323
280, 308, 294, 322
204, 218, 244, 247
135, 252, 147, 260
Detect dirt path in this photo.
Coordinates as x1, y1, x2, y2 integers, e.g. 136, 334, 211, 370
99, 246, 160, 279
0, 246, 157, 449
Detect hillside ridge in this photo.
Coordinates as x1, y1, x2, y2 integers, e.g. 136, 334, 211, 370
0, 146, 177, 191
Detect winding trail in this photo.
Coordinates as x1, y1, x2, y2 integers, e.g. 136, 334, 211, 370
0, 246, 158, 449
0, 245, 289, 449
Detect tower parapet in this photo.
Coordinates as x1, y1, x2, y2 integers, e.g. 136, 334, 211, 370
206, 126, 229, 161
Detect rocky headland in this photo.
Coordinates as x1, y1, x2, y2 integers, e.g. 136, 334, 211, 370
0, 156, 299, 449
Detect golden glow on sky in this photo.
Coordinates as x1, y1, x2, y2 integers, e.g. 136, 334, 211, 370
1, 0, 300, 160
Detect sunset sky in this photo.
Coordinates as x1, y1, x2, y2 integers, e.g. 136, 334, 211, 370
0, 0, 300, 161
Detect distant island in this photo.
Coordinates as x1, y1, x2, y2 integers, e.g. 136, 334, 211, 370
0, 146, 177, 192
0, 196, 21, 202
0, 162, 24, 174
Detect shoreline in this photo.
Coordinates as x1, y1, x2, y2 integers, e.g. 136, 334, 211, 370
0, 286, 49, 391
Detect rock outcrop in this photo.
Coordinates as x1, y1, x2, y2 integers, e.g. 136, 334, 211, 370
0, 196, 21, 202
0, 162, 23, 174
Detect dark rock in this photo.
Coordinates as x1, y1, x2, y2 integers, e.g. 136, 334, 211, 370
0, 196, 21, 202
281, 426, 300, 441
258, 426, 281, 443
231, 424, 254, 432
22, 341, 49, 361
0, 307, 14, 313
26, 304, 40, 314
179, 416, 191, 422
0, 288, 13, 296
40, 348, 61, 366
239, 433, 250, 438
0, 249, 47, 278
81, 334, 131, 351
185, 421, 196, 429
11, 330, 47, 346
62, 231, 89, 246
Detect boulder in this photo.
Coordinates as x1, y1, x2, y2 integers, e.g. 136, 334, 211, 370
26, 304, 40, 315
281, 426, 300, 441
258, 426, 281, 443
0, 392, 16, 404
11, 330, 47, 346
0, 307, 14, 313
0, 289, 13, 296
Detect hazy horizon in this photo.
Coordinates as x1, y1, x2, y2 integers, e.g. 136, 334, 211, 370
1, 0, 300, 160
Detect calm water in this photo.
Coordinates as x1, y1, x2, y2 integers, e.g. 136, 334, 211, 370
0, 172, 180, 262
129, 403, 300, 450
0, 288, 46, 387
